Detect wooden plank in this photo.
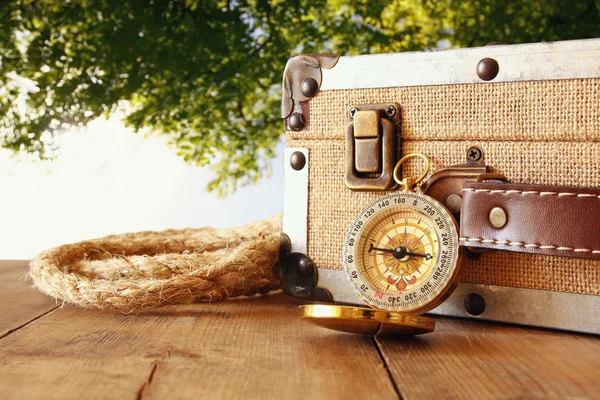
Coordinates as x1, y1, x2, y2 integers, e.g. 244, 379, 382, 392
0, 260, 59, 338
0, 293, 398, 399
377, 317, 600, 399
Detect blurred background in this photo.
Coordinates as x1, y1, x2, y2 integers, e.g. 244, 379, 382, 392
1, 0, 599, 259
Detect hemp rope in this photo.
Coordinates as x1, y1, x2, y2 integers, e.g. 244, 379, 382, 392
29, 214, 282, 311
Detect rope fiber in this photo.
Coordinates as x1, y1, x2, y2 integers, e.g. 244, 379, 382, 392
29, 214, 282, 311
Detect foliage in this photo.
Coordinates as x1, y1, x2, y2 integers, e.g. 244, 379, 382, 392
1, 0, 599, 195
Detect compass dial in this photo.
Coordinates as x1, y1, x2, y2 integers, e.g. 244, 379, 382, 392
343, 192, 461, 313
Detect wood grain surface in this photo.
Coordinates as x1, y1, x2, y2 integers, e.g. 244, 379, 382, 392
0, 261, 397, 400
377, 318, 600, 399
2, 260, 600, 399
0, 260, 58, 338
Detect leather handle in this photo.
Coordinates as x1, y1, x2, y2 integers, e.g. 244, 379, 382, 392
460, 182, 600, 260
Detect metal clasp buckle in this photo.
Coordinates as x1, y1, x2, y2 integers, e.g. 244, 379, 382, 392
345, 104, 400, 191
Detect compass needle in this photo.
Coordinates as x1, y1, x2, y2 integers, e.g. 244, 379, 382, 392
387, 234, 397, 246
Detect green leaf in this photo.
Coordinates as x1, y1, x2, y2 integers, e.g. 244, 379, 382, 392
1, 0, 599, 195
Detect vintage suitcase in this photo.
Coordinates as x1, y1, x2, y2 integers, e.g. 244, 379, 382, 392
280, 38, 600, 335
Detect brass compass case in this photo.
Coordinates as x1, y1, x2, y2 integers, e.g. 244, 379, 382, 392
340, 154, 463, 318
280, 39, 600, 335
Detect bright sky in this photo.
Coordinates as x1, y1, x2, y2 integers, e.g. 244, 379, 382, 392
0, 115, 284, 259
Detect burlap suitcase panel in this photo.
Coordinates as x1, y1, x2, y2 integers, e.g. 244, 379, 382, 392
286, 80, 600, 296
282, 39, 600, 333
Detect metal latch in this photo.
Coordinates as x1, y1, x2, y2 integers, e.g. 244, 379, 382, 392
345, 104, 400, 190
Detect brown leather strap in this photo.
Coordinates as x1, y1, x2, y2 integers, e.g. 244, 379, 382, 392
460, 182, 600, 260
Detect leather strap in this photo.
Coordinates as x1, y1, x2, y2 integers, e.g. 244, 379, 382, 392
460, 181, 600, 260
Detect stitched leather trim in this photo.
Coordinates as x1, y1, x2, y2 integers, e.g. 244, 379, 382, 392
460, 237, 600, 254
460, 182, 600, 260
463, 188, 600, 198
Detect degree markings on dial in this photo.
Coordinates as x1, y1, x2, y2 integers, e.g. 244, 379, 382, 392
348, 195, 458, 310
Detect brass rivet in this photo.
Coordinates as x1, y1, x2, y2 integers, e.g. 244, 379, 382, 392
476, 58, 499, 81
446, 194, 462, 214
300, 78, 319, 98
489, 207, 507, 228
290, 151, 306, 171
288, 113, 305, 130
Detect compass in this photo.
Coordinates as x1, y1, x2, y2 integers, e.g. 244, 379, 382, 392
344, 190, 460, 313
300, 154, 463, 335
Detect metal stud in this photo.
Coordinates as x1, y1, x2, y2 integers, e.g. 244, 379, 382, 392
464, 293, 486, 316
465, 247, 482, 261
300, 78, 319, 98
476, 58, 499, 81
290, 151, 306, 171
446, 194, 462, 215
288, 113, 305, 131
297, 255, 315, 278
489, 207, 507, 228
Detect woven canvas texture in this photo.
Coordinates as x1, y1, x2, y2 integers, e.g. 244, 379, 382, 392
286, 78, 600, 295
290, 79, 600, 142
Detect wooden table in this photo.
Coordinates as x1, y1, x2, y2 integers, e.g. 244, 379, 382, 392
2, 260, 600, 399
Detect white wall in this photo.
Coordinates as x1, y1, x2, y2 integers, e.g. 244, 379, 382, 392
0, 115, 284, 259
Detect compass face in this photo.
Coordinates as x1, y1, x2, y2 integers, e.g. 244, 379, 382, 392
343, 192, 461, 313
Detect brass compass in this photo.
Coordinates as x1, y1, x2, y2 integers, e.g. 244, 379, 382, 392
300, 154, 462, 336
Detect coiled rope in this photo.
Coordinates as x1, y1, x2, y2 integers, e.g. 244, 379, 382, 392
29, 214, 282, 310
